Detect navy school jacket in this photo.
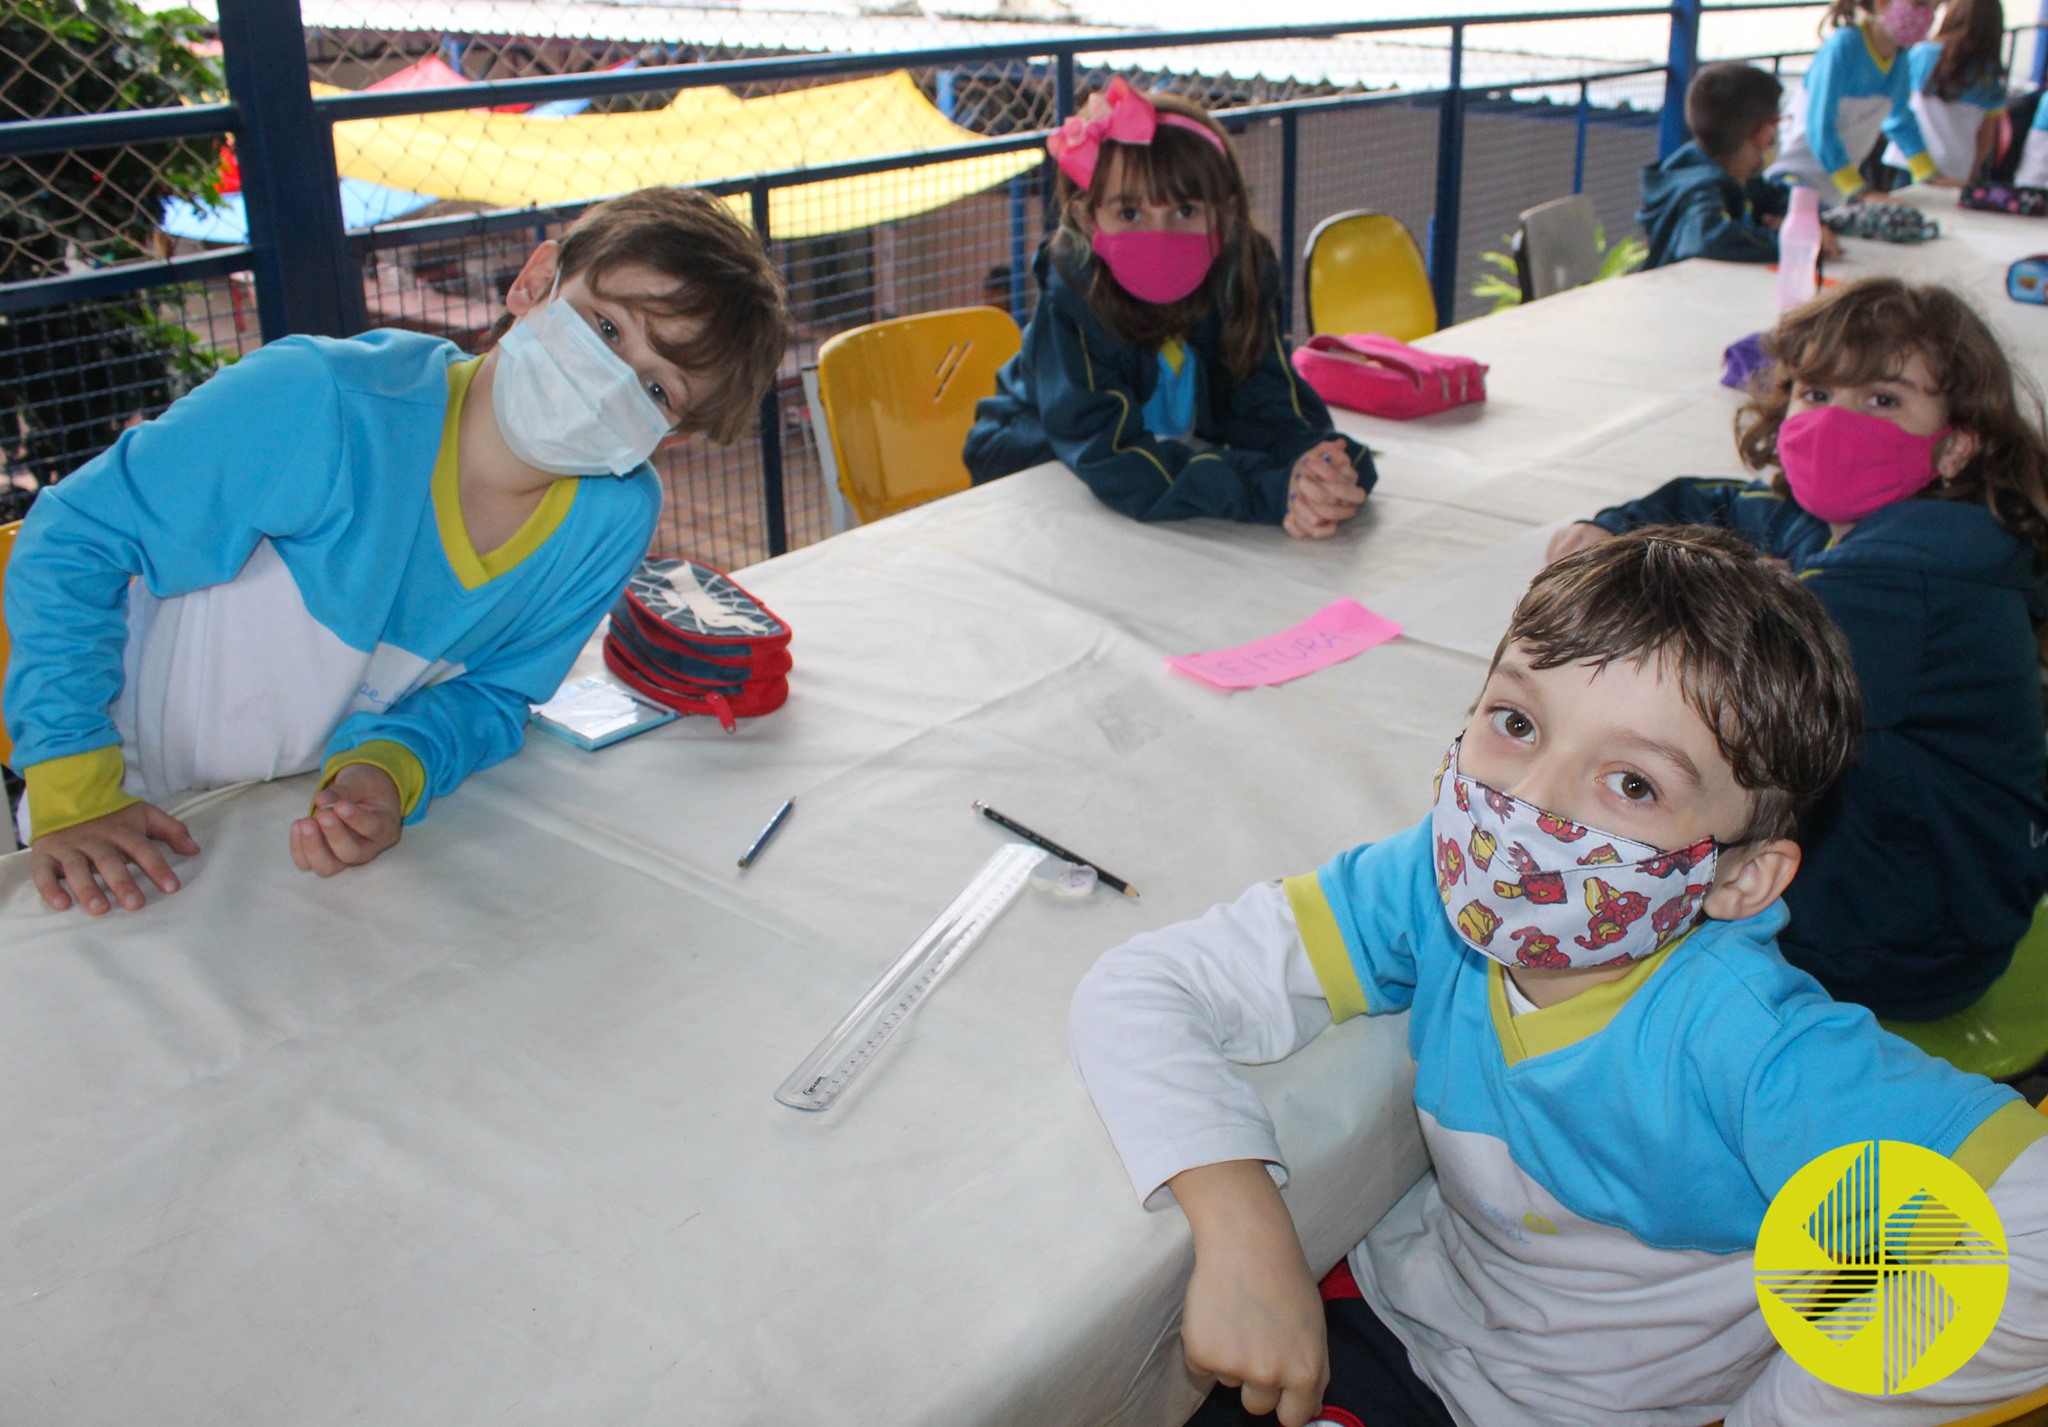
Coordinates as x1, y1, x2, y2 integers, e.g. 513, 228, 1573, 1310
962, 241, 1375, 524
1636, 140, 1791, 269
1592, 478, 2048, 1020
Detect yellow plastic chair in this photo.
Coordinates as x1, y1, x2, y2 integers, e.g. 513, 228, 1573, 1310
1882, 899, 2048, 1083
0, 517, 19, 770
1302, 210, 1438, 343
803, 307, 1021, 530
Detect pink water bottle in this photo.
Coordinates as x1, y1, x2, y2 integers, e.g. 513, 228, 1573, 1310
1776, 185, 1822, 311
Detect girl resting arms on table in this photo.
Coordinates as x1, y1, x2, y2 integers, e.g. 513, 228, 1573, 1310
1549, 277, 2048, 1025
5, 187, 787, 915
963, 80, 1374, 538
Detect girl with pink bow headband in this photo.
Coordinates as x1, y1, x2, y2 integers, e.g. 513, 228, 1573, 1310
963, 81, 1374, 536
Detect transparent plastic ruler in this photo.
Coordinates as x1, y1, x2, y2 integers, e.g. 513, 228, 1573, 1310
775, 842, 1044, 1111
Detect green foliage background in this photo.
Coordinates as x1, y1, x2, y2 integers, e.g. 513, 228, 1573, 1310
1, 0, 227, 495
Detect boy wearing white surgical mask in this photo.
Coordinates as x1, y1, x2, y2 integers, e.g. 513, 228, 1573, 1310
1069, 528, 2048, 1427
6, 187, 787, 915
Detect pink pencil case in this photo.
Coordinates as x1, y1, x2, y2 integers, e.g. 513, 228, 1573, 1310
1290, 333, 1488, 420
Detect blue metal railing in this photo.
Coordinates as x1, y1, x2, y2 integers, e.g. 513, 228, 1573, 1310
35, 0, 2026, 554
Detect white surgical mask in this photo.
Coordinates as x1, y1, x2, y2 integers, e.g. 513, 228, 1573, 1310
491, 279, 670, 476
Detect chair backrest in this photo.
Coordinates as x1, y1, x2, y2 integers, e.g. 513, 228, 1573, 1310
1516, 193, 1602, 302
812, 307, 1021, 526
0, 518, 18, 768
1302, 210, 1437, 342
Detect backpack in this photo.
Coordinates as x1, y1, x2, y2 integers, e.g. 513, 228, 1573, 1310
1289, 334, 1488, 420
603, 558, 791, 732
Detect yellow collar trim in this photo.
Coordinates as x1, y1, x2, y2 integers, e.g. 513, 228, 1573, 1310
432, 356, 578, 591
1159, 337, 1187, 376
1859, 20, 1896, 73
1489, 932, 1692, 1067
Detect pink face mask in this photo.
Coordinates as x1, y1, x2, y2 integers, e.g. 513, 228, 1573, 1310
1090, 228, 1220, 305
1778, 405, 1948, 523
1878, 0, 1935, 48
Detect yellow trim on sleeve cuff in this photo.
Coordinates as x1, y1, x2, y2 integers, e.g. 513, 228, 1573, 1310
23, 745, 139, 842
1951, 1099, 2048, 1191
1906, 152, 1938, 183
320, 740, 427, 819
1282, 872, 1370, 1021
1831, 165, 1865, 197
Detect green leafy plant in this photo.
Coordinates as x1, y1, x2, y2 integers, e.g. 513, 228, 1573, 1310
1, 0, 229, 492
1471, 221, 1648, 314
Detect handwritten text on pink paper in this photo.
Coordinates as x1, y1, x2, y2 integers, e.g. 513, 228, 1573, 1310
1167, 599, 1403, 690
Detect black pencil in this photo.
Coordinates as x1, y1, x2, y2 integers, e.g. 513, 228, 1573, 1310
972, 801, 1140, 899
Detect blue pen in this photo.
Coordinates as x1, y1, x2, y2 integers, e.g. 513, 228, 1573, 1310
738, 796, 796, 869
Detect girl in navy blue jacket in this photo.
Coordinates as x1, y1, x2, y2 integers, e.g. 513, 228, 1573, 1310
963, 81, 1375, 535
1549, 278, 2048, 1021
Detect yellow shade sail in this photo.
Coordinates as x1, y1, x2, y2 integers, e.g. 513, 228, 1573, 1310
326, 71, 1040, 238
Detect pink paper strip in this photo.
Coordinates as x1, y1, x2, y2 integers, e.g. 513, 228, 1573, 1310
1166, 598, 1403, 690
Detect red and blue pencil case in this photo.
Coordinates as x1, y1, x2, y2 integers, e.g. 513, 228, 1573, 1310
603, 558, 791, 731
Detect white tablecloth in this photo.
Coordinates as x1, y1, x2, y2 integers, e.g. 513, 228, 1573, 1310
4, 188, 2038, 1427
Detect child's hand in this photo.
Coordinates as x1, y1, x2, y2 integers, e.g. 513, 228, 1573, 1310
29, 801, 200, 915
1171, 1160, 1330, 1426
1820, 228, 1843, 262
1286, 441, 1366, 540
1545, 521, 1615, 565
289, 762, 403, 877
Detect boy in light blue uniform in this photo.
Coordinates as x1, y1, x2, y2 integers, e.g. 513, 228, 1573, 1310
1071, 529, 2048, 1426
5, 187, 787, 916
1769, 0, 1940, 203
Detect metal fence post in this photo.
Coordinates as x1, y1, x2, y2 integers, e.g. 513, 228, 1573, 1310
1279, 108, 1299, 336
1658, 0, 1702, 159
1008, 173, 1030, 324
215, 0, 363, 340
1573, 80, 1591, 193
752, 180, 788, 558
1427, 24, 1466, 328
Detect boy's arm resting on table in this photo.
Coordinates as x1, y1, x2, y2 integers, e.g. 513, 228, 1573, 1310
1729, 1132, 2048, 1426
321, 489, 659, 825
1672, 186, 1780, 264
1070, 880, 1336, 1207
1032, 306, 1291, 524
5, 340, 346, 835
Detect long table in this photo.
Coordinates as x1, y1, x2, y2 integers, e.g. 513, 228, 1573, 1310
4, 188, 2038, 1427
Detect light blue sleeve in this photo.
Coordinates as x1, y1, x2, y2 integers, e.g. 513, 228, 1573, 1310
1303, 818, 1436, 1017
1731, 983, 2019, 1201
2035, 93, 2048, 131
2, 339, 347, 770
1880, 38, 1931, 159
1803, 29, 1862, 176
323, 475, 661, 822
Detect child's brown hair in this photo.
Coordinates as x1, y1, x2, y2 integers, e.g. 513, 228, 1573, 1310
1499, 525, 1863, 844
488, 187, 788, 444
1049, 88, 1275, 385
1925, 0, 2006, 102
1685, 63, 1782, 162
1819, 0, 1893, 29
1735, 277, 2048, 562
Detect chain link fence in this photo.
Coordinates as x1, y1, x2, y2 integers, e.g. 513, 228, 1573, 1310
22, 0, 2026, 566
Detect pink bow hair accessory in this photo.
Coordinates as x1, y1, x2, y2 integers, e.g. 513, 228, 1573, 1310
1046, 77, 1228, 190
